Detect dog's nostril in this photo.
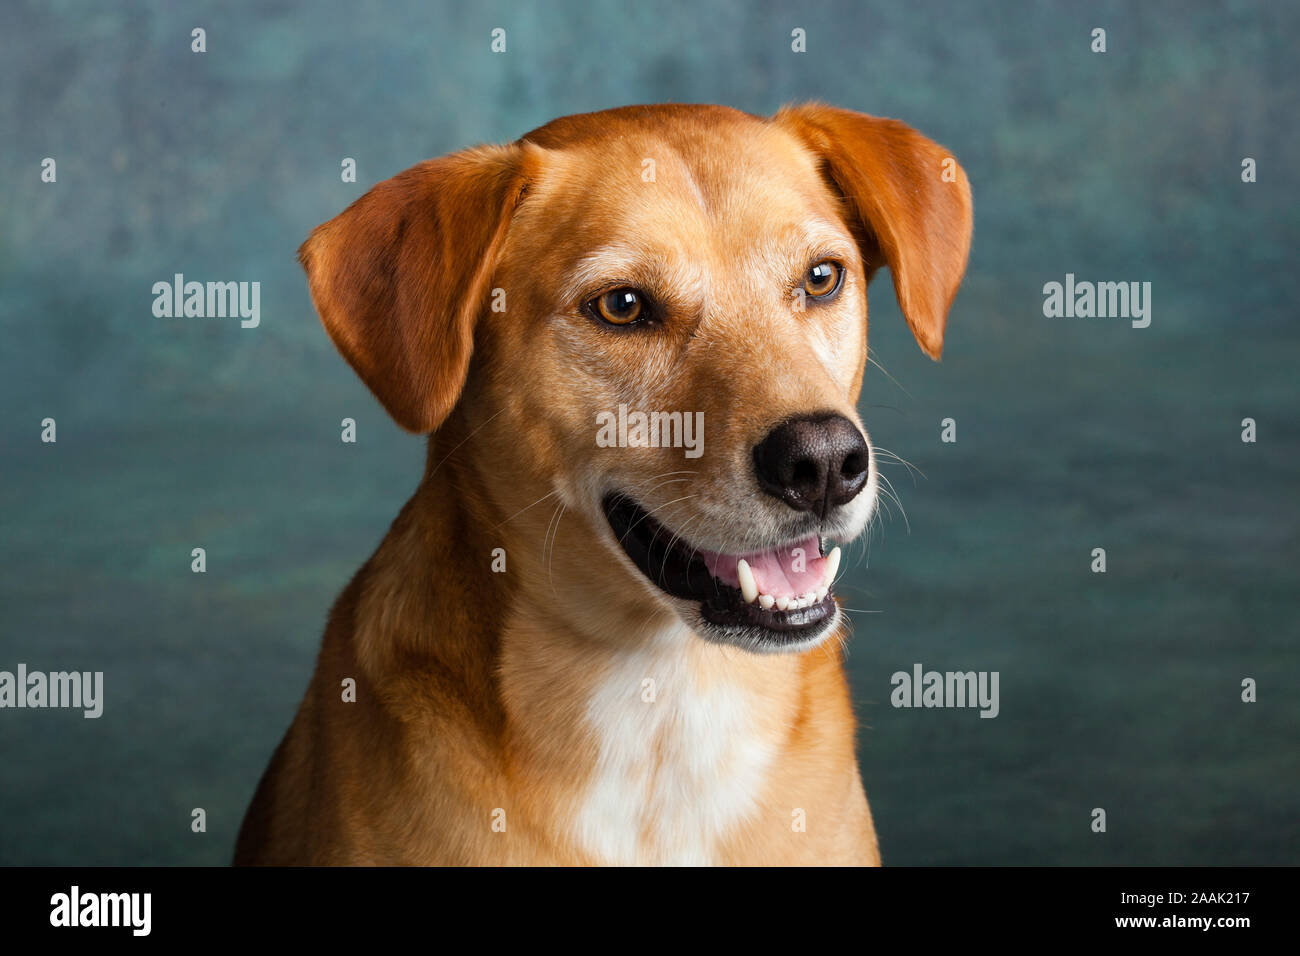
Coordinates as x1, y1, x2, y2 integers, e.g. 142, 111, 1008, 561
792, 459, 820, 487
753, 414, 870, 515
841, 451, 868, 479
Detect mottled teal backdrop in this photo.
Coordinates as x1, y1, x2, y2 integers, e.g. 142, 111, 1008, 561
1, 0, 1296, 865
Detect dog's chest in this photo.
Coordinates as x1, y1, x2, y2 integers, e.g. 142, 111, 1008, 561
571, 651, 776, 865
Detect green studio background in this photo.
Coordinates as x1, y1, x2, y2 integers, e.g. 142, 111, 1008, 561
1, 0, 1296, 864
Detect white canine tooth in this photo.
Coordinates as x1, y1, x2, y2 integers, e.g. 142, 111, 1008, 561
802, 591, 815, 604
815, 587, 828, 602
758, 593, 775, 610
776, 596, 790, 611
825, 546, 841, 587
736, 559, 758, 604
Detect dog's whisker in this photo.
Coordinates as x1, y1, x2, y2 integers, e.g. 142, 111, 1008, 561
658, 512, 705, 583
875, 473, 910, 533
867, 349, 913, 400
818, 623, 850, 663
543, 501, 568, 598
640, 470, 699, 480
490, 488, 561, 533
633, 474, 695, 499
873, 445, 925, 482
618, 493, 700, 547
425, 406, 508, 481
646, 500, 702, 574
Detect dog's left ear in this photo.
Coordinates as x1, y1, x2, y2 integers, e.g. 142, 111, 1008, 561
775, 104, 973, 360
299, 144, 526, 433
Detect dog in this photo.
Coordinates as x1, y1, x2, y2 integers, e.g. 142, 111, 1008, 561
234, 103, 972, 865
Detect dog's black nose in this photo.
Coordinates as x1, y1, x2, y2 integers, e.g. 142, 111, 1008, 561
753, 414, 870, 517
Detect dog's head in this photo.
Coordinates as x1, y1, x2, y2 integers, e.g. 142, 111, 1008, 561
300, 103, 972, 653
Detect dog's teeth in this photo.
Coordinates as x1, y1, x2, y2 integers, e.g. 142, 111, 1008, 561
815, 587, 828, 602
758, 593, 775, 610
825, 546, 841, 587
737, 559, 758, 604
802, 591, 815, 604
776, 596, 790, 611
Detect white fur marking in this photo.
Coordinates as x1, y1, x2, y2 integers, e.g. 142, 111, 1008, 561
573, 636, 774, 865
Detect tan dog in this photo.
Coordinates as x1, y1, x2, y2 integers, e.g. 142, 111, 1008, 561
234, 103, 972, 866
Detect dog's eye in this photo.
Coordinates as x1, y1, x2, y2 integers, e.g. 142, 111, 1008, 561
803, 261, 843, 299
589, 288, 647, 326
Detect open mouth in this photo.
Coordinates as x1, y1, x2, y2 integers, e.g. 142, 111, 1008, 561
602, 493, 842, 640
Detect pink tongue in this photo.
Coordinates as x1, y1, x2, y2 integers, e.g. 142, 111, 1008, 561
701, 535, 826, 599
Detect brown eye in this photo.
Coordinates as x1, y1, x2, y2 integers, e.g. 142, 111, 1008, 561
590, 288, 646, 326
804, 261, 843, 299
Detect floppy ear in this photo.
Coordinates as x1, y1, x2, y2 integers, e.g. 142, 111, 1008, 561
775, 103, 973, 360
299, 145, 525, 433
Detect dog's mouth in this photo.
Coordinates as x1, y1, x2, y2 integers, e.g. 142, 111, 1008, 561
602, 493, 842, 641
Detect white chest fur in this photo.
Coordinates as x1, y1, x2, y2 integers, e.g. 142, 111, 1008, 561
571, 642, 775, 865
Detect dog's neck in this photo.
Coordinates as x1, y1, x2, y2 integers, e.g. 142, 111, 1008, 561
340, 421, 834, 862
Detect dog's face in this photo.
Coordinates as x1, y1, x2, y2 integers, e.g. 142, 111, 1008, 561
300, 104, 972, 653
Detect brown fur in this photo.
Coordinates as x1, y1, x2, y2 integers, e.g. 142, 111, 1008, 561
234, 103, 972, 866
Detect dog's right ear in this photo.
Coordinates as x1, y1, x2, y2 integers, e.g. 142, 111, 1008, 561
775, 104, 973, 361
299, 145, 526, 433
